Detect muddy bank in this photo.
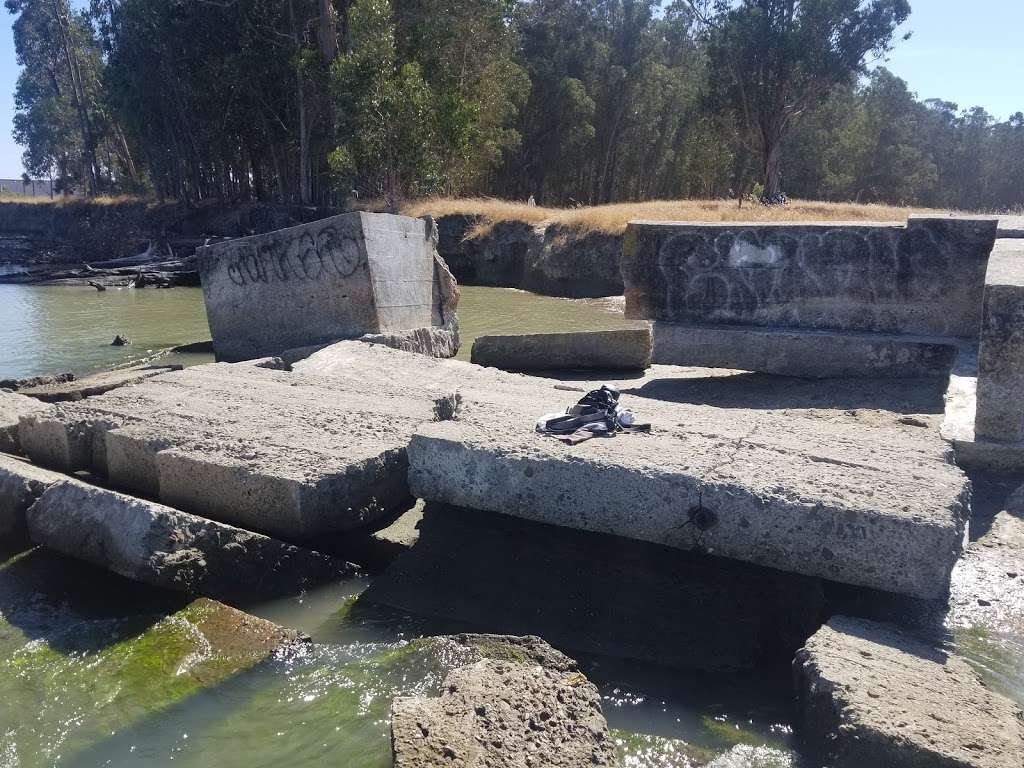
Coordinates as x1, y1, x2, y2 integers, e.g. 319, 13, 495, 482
435, 215, 624, 298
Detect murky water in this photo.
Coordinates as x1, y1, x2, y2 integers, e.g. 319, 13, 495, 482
0, 284, 638, 380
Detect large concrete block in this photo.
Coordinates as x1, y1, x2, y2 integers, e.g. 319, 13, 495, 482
407, 394, 970, 599
16, 359, 447, 538
471, 328, 652, 372
0, 390, 50, 454
794, 616, 1024, 768
197, 212, 459, 362
975, 240, 1024, 442
26, 480, 350, 599
623, 216, 998, 339
391, 635, 616, 768
653, 322, 958, 378
0, 453, 66, 545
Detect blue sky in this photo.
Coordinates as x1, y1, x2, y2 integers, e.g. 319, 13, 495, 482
0, 0, 1021, 179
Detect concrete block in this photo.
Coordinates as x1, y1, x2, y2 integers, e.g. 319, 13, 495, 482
391, 635, 616, 768
0, 390, 50, 454
471, 328, 652, 372
26, 480, 350, 599
197, 212, 459, 362
0, 453, 66, 545
794, 616, 1024, 768
15, 364, 182, 403
623, 216, 998, 339
407, 393, 970, 599
976, 240, 1024, 441
653, 322, 958, 378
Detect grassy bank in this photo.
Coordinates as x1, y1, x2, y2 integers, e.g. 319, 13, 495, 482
402, 197, 953, 238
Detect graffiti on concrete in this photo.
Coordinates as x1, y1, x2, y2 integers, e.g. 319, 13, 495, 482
223, 226, 364, 287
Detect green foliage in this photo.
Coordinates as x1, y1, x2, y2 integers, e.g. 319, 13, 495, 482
5, 0, 1024, 211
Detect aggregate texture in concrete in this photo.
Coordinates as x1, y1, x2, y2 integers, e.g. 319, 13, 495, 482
652, 322, 959, 378
623, 216, 998, 340
471, 328, 652, 372
0, 453, 65, 545
197, 211, 459, 362
793, 616, 1024, 768
391, 634, 617, 768
14, 364, 182, 402
15, 360, 453, 537
0, 390, 50, 454
363, 503, 824, 671
27, 479, 350, 599
976, 240, 1024, 442
407, 383, 970, 599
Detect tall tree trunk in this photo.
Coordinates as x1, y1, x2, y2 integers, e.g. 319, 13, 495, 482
51, 0, 99, 195
318, 0, 339, 62
761, 130, 783, 202
289, 0, 312, 204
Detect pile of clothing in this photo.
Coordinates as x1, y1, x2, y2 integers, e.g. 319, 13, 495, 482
536, 384, 650, 444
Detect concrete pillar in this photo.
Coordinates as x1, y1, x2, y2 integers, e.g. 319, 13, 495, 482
976, 240, 1024, 442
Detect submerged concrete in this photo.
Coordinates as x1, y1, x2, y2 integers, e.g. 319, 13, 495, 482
0, 390, 50, 454
975, 240, 1024, 442
407, 386, 969, 599
27, 480, 349, 599
471, 328, 652, 372
794, 616, 1024, 768
653, 323, 958, 378
363, 503, 824, 671
391, 634, 617, 768
198, 212, 459, 362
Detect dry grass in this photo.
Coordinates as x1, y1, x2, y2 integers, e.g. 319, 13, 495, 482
0, 193, 148, 206
402, 196, 955, 238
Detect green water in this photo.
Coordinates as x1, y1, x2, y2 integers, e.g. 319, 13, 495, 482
0, 284, 639, 380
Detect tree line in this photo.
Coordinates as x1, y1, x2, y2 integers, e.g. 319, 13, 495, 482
7, 0, 1024, 211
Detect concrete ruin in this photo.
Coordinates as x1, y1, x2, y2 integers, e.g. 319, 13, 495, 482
406, 386, 969, 600
13, 364, 182, 402
0, 453, 65, 545
27, 479, 349, 599
197, 212, 459, 362
391, 634, 617, 768
470, 328, 652, 372
0, 390, 50, 454
794, 616, 1024, 768
976, 239, 1024, 443
622, 216, 998, 378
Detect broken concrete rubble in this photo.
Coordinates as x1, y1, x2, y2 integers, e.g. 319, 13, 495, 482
391, 633, 617, 768
470, 328, 652, 372
975, 239, 1024, 442
0, 453, 65, 545
407, 388, 969, 599
362, 503, 824, 670
0, 390, 51, 454
27, 479, 350, 599
14, 364, 182, 402
793, 616, 1024, 768
198, 211, 459, 362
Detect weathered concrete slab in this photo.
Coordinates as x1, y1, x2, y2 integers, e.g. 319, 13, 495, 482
363, 503, 824, 671
471, 328, 652, 372
793, 616, 1024, 768
407, 391, 970, 599
15, 355, 468, 536
0, 390, 50, 454
391, 634, 617, 768
623, 216, 998, 339
15, 364, 181, 402
941, 348, 1024, 475
197, 211, 458, 362
998, 216, 1024, 239
976, 240, 1024, 442
0, 453, 65, 545
27, 479, 350, 599
653, 323, 958, 378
